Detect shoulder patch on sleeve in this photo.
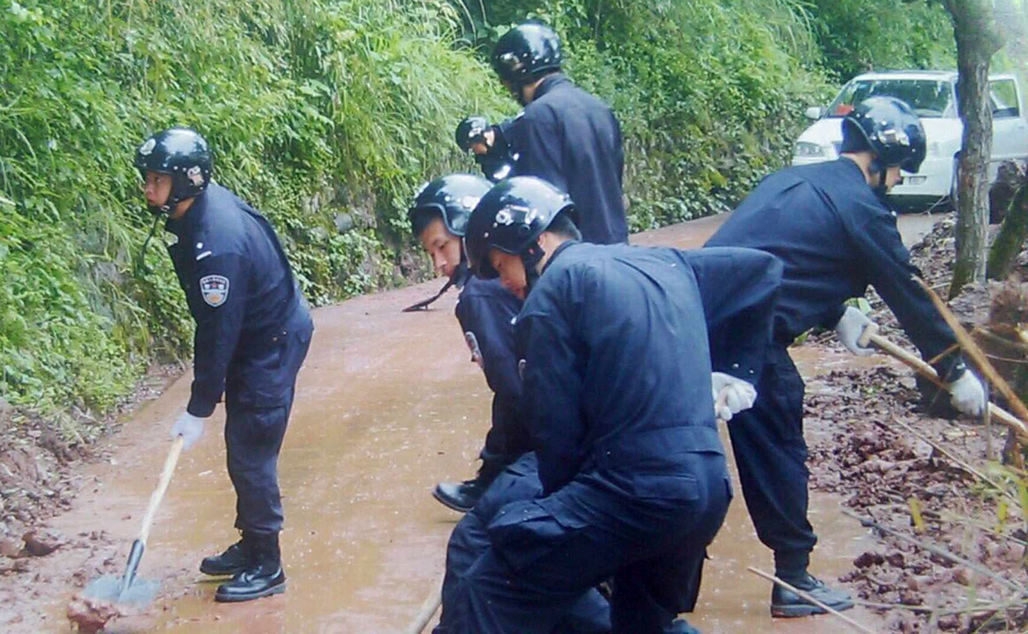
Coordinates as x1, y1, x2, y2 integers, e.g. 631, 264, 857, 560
199, 275, 230, 307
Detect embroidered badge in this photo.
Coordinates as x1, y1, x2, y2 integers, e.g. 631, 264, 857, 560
186, 165, 205, 187
464, 331, 484, 369
199, 275, 230, 307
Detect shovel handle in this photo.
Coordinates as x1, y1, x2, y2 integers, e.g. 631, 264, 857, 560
858, 324, 1028, 438
139, 435, 184, 545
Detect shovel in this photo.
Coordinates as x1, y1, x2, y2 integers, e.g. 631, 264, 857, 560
857, 322, 1028, 437
82, 435, 185, 607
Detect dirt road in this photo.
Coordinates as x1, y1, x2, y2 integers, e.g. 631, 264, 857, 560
7, 212, 942, 633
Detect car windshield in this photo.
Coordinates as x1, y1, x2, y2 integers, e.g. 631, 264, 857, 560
826, 79, 954, 118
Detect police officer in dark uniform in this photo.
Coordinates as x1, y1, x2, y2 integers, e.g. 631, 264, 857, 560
706, 97, 987, 617
444, 177, 784, 633
454, 115, 517, 183
474, 22, 628, 244
408, 174, 532, 511
135, 127, 314, 603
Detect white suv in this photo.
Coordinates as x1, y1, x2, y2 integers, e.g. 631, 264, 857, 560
793, 70, 1028, 209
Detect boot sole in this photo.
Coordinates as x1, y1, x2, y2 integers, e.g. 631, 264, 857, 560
200, 564, 247, 576
214, 581, 286, 603
431, 489, 473, 513
771, 600, 854, 618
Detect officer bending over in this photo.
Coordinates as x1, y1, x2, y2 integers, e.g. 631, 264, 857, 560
471, 22, 628, 244
408, 174, 532, 512
706, 96, 987, 617
135, 127, 313, 603
438, 177, 783, 633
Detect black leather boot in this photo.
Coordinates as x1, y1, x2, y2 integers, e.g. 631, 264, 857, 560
214, 532, 286, 603
200, 535, 252, 576
432, 479, 487, 513
770, 573, 854, 618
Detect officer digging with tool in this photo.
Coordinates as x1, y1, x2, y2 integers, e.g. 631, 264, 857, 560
440, 176, 784, 633
135, 127, 314, 603
407, 174, 532, 512
461, 22, 629, 245
706, 96, 987, 617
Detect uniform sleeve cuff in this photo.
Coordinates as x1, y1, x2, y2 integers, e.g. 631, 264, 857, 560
187, 396, 217, 418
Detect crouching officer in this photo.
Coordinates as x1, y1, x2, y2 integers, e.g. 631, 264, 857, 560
135, 127, 313, 603
408, 174, 532, 511
706, 96, 987, 617
442, 177, 784, 633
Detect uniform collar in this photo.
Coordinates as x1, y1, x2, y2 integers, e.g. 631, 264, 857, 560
541, 239, 579, 274
532, 73, 569, 100
164, 188, 209, 238
838, 156, 869, 183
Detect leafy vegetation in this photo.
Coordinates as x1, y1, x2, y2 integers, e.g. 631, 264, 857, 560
0, 0, 958, 428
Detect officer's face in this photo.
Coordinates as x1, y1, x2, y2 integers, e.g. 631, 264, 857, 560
489, 249, 527, 300
418, 218, 463, 279
142, 170, 172, 209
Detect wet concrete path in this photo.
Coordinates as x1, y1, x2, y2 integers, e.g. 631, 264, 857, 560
34, 212, 940, 632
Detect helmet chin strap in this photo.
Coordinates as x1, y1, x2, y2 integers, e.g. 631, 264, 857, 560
868, 157, 890, 202
520, 244, 545, 293
134, 214, 163, 276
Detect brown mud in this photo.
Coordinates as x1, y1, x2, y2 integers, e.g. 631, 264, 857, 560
3, 211, 1016, 633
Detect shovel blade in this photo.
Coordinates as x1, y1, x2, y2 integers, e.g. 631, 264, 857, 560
82, 574, 160, 607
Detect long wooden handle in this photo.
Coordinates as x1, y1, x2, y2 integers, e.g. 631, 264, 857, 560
858, 324, 1028, 439
404, 572, 444, 634
139, 435, 184, 545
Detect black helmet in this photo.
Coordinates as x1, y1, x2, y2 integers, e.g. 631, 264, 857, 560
465, 176, 574, 278
135, 127, 212, 214
491, 23, 563, 85
408, 173, 492, 238
841, 97, 927, 173
455, 116, 490, 153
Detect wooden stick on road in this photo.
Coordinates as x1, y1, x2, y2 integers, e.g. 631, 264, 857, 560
404, 572, 444, 634
747, 567, 875, 633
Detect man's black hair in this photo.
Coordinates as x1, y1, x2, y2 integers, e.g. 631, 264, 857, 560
410, 207, 444, 239
547, 211, 582, 241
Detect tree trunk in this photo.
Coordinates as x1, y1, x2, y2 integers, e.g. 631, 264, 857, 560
987, 168, 1028, 279
944, 0, 1005, 298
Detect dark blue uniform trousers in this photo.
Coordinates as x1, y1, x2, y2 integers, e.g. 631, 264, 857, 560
435, 453, 611, 634
726, 343, 816, 576
224, 312, 312, 535
443, 452, 730, 634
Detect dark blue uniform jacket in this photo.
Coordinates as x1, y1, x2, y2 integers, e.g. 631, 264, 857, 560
166, 182, 311, 417
515, 242, 783, 495
503, 74, 628, 244
455, 274, 532, 460
706, 158, 963, 378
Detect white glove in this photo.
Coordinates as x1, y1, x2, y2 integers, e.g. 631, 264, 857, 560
834, 306, 874, 357
948, 371, 986, 417
171, 412, 207, 450
711, 372, 758, 422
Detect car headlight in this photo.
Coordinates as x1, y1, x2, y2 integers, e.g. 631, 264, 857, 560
794, 141, 827, 157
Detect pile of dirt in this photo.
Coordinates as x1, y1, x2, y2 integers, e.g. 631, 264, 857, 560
0, 365, 180, 597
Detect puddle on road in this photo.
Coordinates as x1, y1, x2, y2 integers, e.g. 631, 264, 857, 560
38, 215, 947, 632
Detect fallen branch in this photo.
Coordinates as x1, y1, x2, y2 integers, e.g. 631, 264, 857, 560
841, 509, 1021, 593
872, 416, 1018, 505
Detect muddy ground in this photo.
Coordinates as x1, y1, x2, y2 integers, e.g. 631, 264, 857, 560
1, 211, 1025, 632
